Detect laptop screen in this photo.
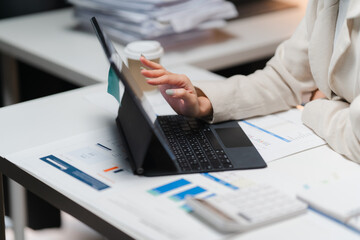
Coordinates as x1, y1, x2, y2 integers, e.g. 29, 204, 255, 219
91, 17, 176, 174
91, 17, 158, 124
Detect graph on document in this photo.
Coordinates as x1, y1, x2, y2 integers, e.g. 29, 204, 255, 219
38, 129, 131, 191
148, 178, 207, 211
202, 172, 255, 189
238, 109, 325, 162
147, 172, 255, 212
241, 112, 314, 143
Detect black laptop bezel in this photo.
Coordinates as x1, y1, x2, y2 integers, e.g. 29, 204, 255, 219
91, 17, 177, 174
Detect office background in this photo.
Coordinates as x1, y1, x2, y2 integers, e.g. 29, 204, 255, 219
0, 0, 75, 231
0, 0, 304, 239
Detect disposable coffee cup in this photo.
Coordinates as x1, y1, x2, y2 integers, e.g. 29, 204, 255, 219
124, 41, 164, 92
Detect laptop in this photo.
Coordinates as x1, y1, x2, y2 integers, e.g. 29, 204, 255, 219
91, 17, 266, 176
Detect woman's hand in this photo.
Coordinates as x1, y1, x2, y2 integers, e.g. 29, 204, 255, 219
140, 56, 212, 118
310, 89, 326, 100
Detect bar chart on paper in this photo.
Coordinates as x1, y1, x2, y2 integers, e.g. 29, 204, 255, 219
148, 178, 192, 196
239, 109, 325, 162
40, 154, 110, 191
147, 172, 256, 212
147, 178, 206, 212
32, 129, 131, 190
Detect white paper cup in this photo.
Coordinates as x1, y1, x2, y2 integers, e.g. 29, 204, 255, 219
124, 41, 164, 92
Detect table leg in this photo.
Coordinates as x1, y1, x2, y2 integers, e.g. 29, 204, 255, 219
0, 173, 6, 240
1, 53, 25, 240
1, 53, 20, 105
9, 181, 25, 240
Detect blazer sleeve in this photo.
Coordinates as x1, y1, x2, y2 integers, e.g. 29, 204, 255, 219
195, 7, 317, 123
302, 96, 360, 163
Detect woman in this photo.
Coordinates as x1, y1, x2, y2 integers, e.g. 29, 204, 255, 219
140, 0, 360, 163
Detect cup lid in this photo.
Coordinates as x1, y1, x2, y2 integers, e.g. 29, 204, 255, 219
124, 41, 164, 60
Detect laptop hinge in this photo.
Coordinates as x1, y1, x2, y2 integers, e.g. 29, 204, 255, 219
142, 134, 179, 176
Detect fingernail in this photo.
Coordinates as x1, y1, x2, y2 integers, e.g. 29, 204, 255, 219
141, 54, 146, 59
165, 89, 174, 95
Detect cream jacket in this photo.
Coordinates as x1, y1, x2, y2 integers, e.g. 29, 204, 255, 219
196, 0, 360, 163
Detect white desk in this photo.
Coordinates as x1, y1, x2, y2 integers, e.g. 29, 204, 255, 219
1, 65, 359, 240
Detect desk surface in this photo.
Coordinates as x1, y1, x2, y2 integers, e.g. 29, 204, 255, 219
0, 65, 359, 240
0, 1, 306, 86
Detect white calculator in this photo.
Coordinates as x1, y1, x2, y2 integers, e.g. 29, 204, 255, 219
186, 184, 308, 233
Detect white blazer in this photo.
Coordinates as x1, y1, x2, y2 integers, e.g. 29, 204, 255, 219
195, 0, 360, 163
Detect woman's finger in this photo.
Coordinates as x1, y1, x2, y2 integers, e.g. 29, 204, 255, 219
141, 68, 168, 78
140, 56, 163, 70
146, 74, 186, 87
165, 88, 198, 116
165, 88, 194, 101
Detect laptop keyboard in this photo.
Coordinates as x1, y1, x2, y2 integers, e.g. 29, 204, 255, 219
157, 115, 234, 172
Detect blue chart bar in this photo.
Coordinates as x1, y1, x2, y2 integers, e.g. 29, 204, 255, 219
181, 204, 193, 213
202, 173, 239, 190
241, 120, 291, 143
148, 178, 191, 196
40, 155, 110, 191
170, 186, 206, 202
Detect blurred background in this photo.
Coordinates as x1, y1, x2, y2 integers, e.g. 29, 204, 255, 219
0, 0, 307, 239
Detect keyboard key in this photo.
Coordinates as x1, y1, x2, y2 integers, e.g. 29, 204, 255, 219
158, 115, 235, 173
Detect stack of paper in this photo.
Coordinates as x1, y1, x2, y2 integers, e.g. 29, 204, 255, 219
297, 177, 360, 232
68, 0, 237, 43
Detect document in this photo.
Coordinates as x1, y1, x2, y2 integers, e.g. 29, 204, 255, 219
69, 0, 237, 43
298, 176, 360, 232
238, 109, 326, 162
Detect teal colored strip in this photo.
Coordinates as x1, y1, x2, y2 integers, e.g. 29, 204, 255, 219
107, 67, 120, 102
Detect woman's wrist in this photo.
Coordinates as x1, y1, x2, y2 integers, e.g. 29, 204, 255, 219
198, 96, 213, 118
195, 87, 213, 118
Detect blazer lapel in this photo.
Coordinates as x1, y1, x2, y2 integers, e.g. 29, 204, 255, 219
308, 0, 338, 98
328, 1, 360, 83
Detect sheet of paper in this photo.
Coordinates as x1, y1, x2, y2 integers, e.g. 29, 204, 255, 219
84, 91, 119, 115
70, 0, 237, 41
298, 176, 360, 223
238, 109, 326, 162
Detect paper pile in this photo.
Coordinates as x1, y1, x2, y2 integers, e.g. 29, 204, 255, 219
69, 0, 237, 43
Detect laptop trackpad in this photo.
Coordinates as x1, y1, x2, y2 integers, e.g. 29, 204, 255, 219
215, 127, 253, 148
